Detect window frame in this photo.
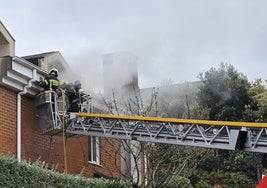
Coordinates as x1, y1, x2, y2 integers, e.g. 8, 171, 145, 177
88, 136, 100, 165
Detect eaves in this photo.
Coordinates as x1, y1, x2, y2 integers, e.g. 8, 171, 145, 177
0, 56, 47, 97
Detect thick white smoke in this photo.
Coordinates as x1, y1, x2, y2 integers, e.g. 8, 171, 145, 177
62, 48, 103, 94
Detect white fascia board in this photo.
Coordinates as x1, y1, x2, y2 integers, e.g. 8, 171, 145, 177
6, 70, 28, 85
2, 77, 24, 91
12, 56, 46, 74
12, 62, 33, 79
5, 56, 47, 96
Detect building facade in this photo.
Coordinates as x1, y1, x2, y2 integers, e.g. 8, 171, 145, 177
0, 21, 121, 179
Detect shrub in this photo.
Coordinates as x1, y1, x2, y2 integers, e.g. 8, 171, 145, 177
195, 171, 256, 188
0, 155, 130, 188
167, 175, 193, 188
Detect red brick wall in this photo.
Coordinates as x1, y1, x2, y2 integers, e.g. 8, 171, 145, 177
21, 95, 51, 162
58, 136, 121, 179
0, 86, 122, 179
45, 135, 122, 178
96, 138, 122, 178
0, 87, 17, 155
77, 137, 122, 179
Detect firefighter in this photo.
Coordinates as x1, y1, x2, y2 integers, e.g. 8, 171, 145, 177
39, 68, 60, 92
66, 80, 84, 112
39, 68, 60, 114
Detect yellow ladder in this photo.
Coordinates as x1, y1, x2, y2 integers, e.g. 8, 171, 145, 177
47, 88, 68, 173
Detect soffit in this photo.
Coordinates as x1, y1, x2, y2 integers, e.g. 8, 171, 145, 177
0, 56, 47, 97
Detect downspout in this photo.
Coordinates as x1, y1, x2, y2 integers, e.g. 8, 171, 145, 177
17, 69, 37, 162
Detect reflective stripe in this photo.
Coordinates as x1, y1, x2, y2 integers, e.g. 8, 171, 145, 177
49, 79, 60, 88
44, 80, 49, 86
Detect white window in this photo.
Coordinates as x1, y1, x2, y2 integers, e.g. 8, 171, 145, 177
88, 136, 100, 164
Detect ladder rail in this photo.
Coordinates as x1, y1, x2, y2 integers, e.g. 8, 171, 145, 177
59, 88, 68, 173
73, 113, 267, 128
45, 89, 68, 173
65, 113, 267, 153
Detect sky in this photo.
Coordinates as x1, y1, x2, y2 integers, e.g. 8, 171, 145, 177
1, 0, 267, 90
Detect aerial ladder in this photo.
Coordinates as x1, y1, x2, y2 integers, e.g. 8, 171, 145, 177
35, 91, 267, 171
67, 113, 267, 153
35, 90, 68, 172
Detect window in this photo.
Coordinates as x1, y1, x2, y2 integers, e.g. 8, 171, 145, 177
88, 136, 100, 164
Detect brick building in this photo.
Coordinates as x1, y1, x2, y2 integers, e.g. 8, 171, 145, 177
0, 21, 122, 179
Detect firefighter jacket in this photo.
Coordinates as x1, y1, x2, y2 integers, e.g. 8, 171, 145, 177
66, 86, 80, 112
40, 75, 60, 91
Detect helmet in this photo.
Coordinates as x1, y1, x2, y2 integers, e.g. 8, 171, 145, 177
74, 80, 81, 90
49, 68, 58, 77
74, 80, 81, 85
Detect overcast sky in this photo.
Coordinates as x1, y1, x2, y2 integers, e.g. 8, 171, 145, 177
1, 0, 267, 89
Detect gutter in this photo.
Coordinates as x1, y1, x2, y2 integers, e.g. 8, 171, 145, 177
17, 69, 37, 162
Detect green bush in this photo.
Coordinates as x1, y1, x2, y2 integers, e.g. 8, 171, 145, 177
0, 155, 130, 188
195, 171, 256, 188
166, 175, 193, 188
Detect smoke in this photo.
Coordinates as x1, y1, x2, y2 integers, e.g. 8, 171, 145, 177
62, 48, 103, 94
6, 0, 267, 89
102, 52, 138, 95
91, 0, 267, 87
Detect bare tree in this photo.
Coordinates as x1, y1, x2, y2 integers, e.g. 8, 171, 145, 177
98, 85, 158, 187
97, 82, 212, 187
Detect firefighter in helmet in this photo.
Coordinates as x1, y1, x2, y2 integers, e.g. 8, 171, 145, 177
39, 68, 60, 92
66, 80, 85, 112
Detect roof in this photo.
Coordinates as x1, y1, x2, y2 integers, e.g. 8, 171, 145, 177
0, 21, 15, 42
21, 51, 60, 59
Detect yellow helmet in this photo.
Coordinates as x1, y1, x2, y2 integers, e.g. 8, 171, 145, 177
49, 68, 58, 77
